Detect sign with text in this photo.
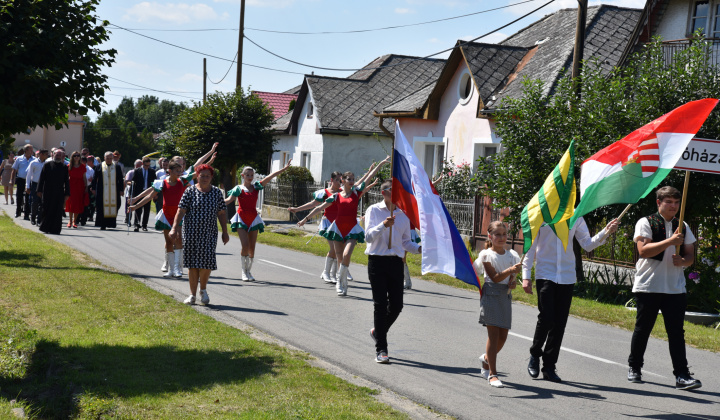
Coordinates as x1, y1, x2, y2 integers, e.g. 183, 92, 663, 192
675, 137, 720, 174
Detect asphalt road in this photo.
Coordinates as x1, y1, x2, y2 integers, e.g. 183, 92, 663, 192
8, 210, 720, 420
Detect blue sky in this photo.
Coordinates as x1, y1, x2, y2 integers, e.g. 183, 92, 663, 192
93, 0, 645, 120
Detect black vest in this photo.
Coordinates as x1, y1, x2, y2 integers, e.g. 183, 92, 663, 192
642, 212, 684, 261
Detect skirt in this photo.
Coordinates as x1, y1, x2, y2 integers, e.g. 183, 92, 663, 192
230, 213, 265, 233
479, 281, 512, 329
318, 216, 332, 238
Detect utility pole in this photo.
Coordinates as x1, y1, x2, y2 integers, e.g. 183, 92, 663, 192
203, 58, 207, 103
571, 0, 588, 98
236, 0, 245, 90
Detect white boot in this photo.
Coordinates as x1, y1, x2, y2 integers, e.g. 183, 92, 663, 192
321, 256, 334, 283
173, 249, 184, 278
346, 268, 354, 282
161, 251, 169, 272
329, 259, 338, 284
241, 256, 250, 281
163, 252, 176, 277
247, 257, 255, 281
403, 262, 412, 290
336, 264, 348, 296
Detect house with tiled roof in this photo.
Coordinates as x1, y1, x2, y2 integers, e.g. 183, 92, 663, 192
252, 91, 298, 121
270, 54, 445, 183
619, 0, 720, 67
375, 5, 642, 177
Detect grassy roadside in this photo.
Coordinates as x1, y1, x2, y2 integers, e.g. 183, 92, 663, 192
0, 214, 406, 419
259, 227, 720, 354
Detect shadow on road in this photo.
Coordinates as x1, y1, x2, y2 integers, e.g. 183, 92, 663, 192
208, 304, 288, 316
389, 357, 484, 378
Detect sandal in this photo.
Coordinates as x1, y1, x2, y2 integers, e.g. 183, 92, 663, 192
480, 354, 489, 379
66, 222, 72, 228
488, 374, 504, 388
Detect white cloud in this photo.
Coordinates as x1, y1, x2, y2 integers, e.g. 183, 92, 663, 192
177, 73, 204, 82
124, 2, 222, 24
427, 37, 441, 43
395, 7, 415, 14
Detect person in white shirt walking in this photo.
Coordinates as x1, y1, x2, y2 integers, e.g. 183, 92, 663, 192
627, 186, 701, 390
11, 144, 35, 219
522, 215, 618, 382
364, 180, 421, 364
25, 149, 48, 225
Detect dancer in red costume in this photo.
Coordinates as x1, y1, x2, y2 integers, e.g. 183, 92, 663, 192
128, 144, 218, 277
225, 160, 292, 281
289, 169, 379, 284
65, 151, 87, 228
298, 157, 389, 296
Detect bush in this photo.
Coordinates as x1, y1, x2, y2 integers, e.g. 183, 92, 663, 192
435, 159, 475, 198
278, 166, 314, 183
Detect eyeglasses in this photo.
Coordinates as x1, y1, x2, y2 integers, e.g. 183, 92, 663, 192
381, 188, 392, 192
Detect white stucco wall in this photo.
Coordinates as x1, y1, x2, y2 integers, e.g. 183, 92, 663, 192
655, 0, 693, 40
397, 62, 498, 175
269, 89, 390, 184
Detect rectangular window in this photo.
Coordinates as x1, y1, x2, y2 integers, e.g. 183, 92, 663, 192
692, 1, 710, 35
300, 152, 311, 169
307, 102, 314, 119
422, 144, 445, 177
713, 3, 720, 37
484, 145, 498, 157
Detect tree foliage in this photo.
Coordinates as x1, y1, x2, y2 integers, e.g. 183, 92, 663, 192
476, 35, 720, 233
162, 88, 276, 190
84, 96, 187, 165
0, 0, 116, 138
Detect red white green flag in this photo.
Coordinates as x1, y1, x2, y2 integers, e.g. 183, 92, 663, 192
570, 98, 718, 227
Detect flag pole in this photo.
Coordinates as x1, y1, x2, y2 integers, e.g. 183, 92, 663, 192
388, 136, 396, 249
617, 203, 633, 223
676, 170, 691, 254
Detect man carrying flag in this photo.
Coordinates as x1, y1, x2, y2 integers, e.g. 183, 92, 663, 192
521, 140, 619, 382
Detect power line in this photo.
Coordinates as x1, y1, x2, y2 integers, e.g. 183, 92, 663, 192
109, 0, 554, 75
243, 0, 555, 72
107, 76, 203, 100
110, 0, 541, 35
108, 24, 305, 75
207, 51, 238, 84
109, 85, 203, 94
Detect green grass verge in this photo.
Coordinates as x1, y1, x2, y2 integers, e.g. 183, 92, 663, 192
0, 214, 406, 419
260, 227, 720, 354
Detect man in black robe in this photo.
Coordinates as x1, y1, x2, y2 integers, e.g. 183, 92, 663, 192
91, 151, 125, 230
37, 149, 70, 235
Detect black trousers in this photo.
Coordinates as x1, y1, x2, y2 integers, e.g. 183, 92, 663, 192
134, 200, 151, 228
15, 177, 27, 217
628, 292, 688, 376
368, 255, 404, 354
530, 279, 574, 371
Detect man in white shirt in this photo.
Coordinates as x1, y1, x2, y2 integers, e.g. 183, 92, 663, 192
365, 180, 421, 364
11, 144, 35, 219
25, 149, 48, 225
522, 215, 618, 382
627, 186, 700, 390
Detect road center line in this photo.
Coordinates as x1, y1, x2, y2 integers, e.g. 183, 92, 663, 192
508, 331, 667, 378
257, 258, 313, 275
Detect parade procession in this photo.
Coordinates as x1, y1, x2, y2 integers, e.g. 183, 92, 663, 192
2, 1, 720, 419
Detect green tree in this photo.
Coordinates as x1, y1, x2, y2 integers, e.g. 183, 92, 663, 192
0, 0, 116, 138
476, 35, 720, 233
163, 88, 276, 190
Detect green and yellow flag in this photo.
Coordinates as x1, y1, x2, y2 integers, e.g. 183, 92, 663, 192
521, 140, 576, 253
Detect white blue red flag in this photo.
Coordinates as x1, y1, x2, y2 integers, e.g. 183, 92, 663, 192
391, 122, 480, 290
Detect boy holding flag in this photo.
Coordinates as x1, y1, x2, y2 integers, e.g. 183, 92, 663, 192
627, 186, 700, 390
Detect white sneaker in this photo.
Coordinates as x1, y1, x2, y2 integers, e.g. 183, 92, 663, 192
488, 375, 503, 388
200, 289, 210, 304
183, 295, 196, 305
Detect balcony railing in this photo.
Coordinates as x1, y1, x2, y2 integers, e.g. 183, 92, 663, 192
657, 38, 720, 67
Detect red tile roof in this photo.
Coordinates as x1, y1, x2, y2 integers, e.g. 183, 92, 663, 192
252, 91, 298, 120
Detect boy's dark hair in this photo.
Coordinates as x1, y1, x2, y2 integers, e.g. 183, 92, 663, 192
656, 186, 681, 202
142, 157, 151, 163
380, 180, 392, 191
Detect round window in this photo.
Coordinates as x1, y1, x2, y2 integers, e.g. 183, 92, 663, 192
458, 73, 473, 104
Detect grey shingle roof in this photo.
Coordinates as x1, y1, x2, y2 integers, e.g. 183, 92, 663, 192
461, 42, 531, 106
491, 5, 642, 107
383, 82, 436, 113
290, 55, 445, 134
